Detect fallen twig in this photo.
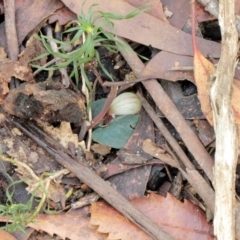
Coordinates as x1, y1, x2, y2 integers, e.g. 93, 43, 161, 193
3, 0, 20, 89
3, 0, 18, 61
89, 86, 118, 129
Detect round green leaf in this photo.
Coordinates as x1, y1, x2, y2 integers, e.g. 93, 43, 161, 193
92, 114, 140, 149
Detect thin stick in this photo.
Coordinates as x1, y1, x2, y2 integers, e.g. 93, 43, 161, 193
45, 25, 70, 88
103, 76, 156, 87
4, 0, 20, 88
3, 0, 18, 61
89, 86, 118, 129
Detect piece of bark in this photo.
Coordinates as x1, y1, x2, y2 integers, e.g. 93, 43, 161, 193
3, 82, 86, 123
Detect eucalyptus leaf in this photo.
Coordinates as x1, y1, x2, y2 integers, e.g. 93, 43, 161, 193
91, 98, 106, 118
92, 114, 140, 149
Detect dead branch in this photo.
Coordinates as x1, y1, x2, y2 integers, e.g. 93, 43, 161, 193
209, 0, 239, 239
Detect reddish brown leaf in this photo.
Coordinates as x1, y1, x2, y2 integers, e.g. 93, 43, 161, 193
142, 51, 194, 82
142, 51, 240, 82
161, 0, 191, 29
191, 2, 215, 125
90, 193, 214, 240
48, 7, 77, 26
0, 230, 17, 240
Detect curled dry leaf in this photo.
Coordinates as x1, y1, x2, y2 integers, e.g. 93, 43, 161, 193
194, 46, 240, 126
193, 47, 215, 124
0, 48, 34, 103
38, 121, 83, 149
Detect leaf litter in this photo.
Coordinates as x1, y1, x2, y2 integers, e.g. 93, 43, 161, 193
1, 0, 240, 239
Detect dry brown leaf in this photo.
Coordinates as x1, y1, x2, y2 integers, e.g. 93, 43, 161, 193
0, 230, 17, 240
19, 33, 47, 66
142, 51, 194, 82
193, 48, 215, 124
12, 160, 68, 204
27, 212, 107, 240
0, 47, 34, 102
90, 193, 214, 240
194, 47, 240, 126
91, 143, 111, 156
39, 121, 83, 149
161, 0, 191, 29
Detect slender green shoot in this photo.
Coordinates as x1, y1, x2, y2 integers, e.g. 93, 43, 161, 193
31, 2, 150, 87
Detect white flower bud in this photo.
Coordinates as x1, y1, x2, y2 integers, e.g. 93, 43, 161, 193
108, 92, 142, 117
